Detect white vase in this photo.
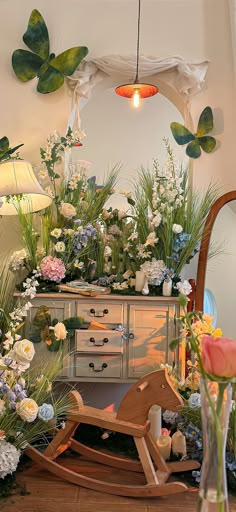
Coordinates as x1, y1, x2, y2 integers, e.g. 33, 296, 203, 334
162, 278, 172, 297
135, 270, 146, 292
142, 278, 149, 295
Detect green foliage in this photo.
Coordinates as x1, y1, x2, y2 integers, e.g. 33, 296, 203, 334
170, 106, 217, 159
12, 9, 88, 94
0, 136, 24, 162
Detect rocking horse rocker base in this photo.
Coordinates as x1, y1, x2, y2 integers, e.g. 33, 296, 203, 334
26, 370, 200, 498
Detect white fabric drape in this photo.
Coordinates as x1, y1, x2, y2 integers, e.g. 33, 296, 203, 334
66, 54, 209, 129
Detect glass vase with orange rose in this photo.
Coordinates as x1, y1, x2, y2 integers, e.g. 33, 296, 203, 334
170, 295, 236, 512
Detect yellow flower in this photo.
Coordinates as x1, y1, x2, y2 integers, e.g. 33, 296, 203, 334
212, 328, 223, 338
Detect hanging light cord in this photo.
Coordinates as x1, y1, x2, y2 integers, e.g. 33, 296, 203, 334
134, 0, 141, 83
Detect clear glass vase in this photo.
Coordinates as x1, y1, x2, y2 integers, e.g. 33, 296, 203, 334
198, 378, 232, 512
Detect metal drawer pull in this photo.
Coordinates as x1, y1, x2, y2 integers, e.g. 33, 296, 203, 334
89, 337, 109, 346
89, 308, 109, 317
89, 362, 108, 372
129, 333, 134, 339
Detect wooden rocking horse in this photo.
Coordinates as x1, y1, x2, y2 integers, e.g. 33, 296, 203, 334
26, 369, 200, 497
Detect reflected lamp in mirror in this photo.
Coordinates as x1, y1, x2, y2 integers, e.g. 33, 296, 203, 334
115, 0, 158, 108
0, 160, 52, 215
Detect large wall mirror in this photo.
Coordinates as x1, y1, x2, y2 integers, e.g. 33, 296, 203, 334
196, 191, 236, 338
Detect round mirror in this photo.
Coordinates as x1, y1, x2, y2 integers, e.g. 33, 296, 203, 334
196, 191, 236, 337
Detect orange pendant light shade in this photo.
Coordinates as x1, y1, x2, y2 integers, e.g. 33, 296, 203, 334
115, 0, 158, 107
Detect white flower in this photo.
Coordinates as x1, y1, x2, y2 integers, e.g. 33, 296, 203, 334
8, 339, 35, 370
104, 246, 112, 257
152, 212, 162, 228
38, 169, 48, 180
9, 249, 28, 271
68, 180, 77, 190
0, 399, 6, 416
162, 410, 178, 425
140, 258, 167, 285
51, 228, 62, 239
59, 202, 76, 219
144, 232, 159, 247
172, 224, 183, 234
188, 393, 201, 409
3, 331, 14, 350
54, 322, 67, 341
16, 398, 38, 423
176, 280, 192, 296
0, 441, 21, 479
64, 229, 74, 236
54, 241, 65, 253
128, 232, 138, 241
74, 260, 84, 270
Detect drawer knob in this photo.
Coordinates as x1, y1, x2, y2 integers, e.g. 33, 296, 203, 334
89, 362, 108, 372
90, 308, 109, 317
129, 333, 134, 339
89, 337, 109, 346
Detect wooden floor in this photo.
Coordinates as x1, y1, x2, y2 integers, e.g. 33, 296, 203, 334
2, 454, 236, 512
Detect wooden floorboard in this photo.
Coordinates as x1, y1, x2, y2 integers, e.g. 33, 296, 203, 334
1, 455, 236, 512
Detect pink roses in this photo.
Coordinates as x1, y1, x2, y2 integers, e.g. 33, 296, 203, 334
202, 335, 236, 379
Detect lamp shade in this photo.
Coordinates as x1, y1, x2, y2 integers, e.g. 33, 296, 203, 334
0, 160, 52, 215
115, 83, 158, 99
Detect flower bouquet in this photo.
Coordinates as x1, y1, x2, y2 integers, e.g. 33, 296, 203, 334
0, 266, 69, 484
171, 296, 236, 512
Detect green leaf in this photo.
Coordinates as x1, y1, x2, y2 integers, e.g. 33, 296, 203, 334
196, 106, 214, 137
37, 66, 64, 94
170, 122, 195, 145
23, 9, 49, 60
51, 47, 89, 75
198, 135, 216, 153
170, 337, 181, 350
7, 143, 24, 155
186, 139, 201, 159
0, 136, 9, 157
12, 49, 43, 81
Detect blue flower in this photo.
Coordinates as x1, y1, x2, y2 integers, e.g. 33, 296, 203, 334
38, 403, 54, 422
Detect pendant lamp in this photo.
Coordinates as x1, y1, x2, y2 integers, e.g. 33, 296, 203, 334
115, 0, 158, 108
0, 160, 52, 215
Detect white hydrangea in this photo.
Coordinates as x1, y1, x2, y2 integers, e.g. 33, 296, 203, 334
0, 440, 21, 479
176, 280, 192, 296
9, 249, 28, 271
163, 409, 178, 425
140, 258, 167, 285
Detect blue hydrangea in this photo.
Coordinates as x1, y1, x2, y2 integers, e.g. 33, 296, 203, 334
38, 403, 55, 422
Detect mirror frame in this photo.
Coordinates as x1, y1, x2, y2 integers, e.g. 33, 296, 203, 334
195, 190, 236, 311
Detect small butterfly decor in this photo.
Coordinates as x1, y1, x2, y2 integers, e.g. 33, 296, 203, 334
170, 106, 217, 159
0, 136, 24, 162
12, 9, 88, 94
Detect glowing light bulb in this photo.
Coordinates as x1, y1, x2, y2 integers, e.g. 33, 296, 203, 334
132, 89, 141, 108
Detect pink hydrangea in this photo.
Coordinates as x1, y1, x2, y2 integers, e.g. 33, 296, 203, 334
40, 256, 66, 283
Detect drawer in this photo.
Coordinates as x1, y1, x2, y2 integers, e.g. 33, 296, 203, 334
76, 330, 123, 353
76, 302, 123, 325
75, 354, 122, 378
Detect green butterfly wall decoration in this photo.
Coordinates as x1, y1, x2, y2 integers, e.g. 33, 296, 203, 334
170, 106, 217, 159
12, 9, 88, 94
0, 136, 24, 162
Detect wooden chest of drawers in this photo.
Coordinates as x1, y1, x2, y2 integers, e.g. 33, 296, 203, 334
24, 294, 183, 383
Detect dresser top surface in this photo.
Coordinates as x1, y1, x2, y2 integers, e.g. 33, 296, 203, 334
15, 292, 180, 303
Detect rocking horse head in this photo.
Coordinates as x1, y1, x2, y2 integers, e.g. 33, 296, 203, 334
116, 369, 183, 426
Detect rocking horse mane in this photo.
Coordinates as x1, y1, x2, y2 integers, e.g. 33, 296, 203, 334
116, 369, 183, 425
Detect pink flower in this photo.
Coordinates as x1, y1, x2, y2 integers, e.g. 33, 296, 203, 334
40, 256, 66, 283
161, 428, 171, 436
202, 335, 236, 379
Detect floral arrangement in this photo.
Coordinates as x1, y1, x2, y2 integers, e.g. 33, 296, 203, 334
170, 297, 236, 510
10, 128, 120, 289
0, 268, 69, 482
10, 135, 219, 297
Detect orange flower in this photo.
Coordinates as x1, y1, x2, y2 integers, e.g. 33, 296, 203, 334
45, 339, 52, 346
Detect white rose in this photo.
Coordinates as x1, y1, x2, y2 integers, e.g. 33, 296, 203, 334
188, 393, 201, 409
176, 280, 192, 296
0, 399, 6, 416
172, 224, 183, 234
54, 241, 65, 253
16, 398, 38, 422
51, 228, 62, 239
59, 202, 76, 219
9, 339, 35, 369
54, 322, 67, 341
